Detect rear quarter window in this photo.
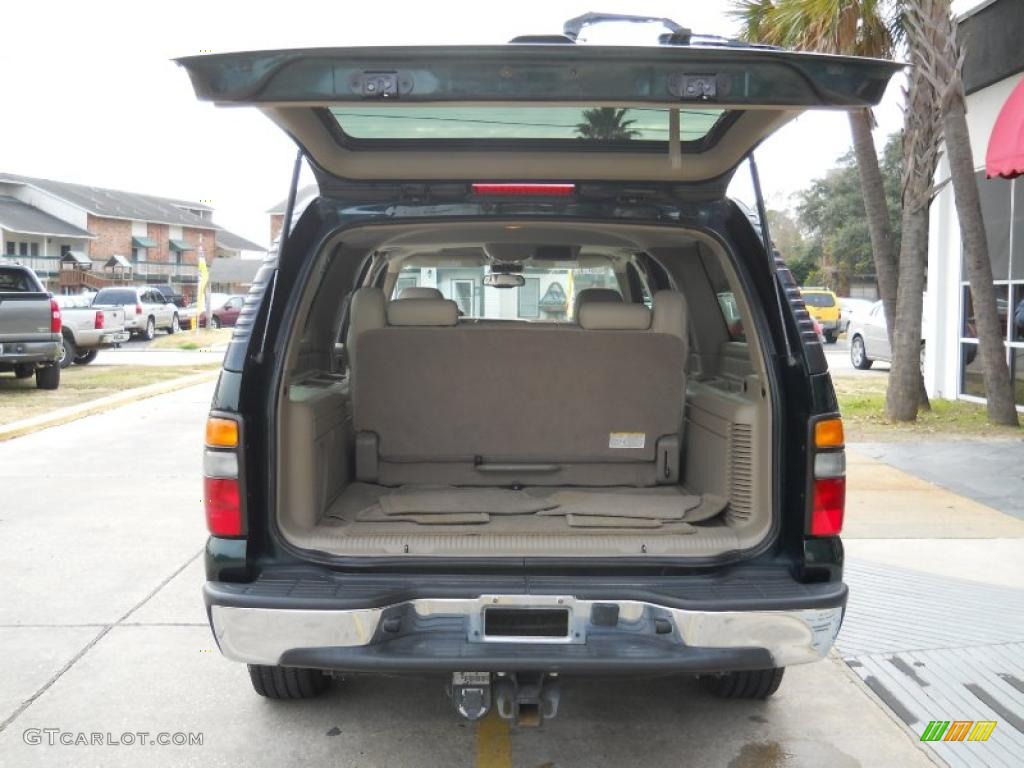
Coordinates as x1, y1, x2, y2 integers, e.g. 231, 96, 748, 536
0, 267, 37, 292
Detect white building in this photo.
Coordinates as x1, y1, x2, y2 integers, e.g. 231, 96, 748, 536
925, 0, 1024, 410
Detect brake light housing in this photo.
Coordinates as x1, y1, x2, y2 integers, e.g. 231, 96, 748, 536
808, 416, 845, 537
471, 183, 575, 197
49, 298, 62, 333
136, 303, 143, 315
203, 414, 244, 537
94, 310, 105, 330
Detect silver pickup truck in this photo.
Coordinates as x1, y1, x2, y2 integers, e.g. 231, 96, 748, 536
0, 264, 61, 389
54, 294, 129, 367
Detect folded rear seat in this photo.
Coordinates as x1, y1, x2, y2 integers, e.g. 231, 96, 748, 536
349, 288, 688, 487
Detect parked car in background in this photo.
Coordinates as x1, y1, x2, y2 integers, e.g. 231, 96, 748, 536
179, 293, 236, 330
209, 295, 244, 328
838, 297, 875, 334
799, 287, 841, 343
53, 295, 130, 367
91, 286, 180, 340
847, 299, 940, 369
0, 264, 61, 388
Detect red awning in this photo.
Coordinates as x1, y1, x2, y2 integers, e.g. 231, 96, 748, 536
986, 78, 1024, 179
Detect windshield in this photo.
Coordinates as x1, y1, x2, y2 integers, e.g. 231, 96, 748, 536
392, 263, 622, 321
801, 292, 836, 308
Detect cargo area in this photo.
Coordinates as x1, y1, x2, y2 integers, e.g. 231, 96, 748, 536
274, 221, 775, 559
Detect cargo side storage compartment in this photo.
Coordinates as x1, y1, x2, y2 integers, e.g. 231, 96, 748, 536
279, 372, 351, 535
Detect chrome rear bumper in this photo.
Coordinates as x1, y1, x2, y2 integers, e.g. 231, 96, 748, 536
210, 594, 843, 671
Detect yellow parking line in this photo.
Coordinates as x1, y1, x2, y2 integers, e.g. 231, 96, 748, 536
475, 710, 512, 768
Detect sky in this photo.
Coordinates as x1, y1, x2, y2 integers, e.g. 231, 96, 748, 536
0, 0, 984, 247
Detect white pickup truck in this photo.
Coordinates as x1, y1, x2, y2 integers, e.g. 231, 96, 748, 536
53, 294, 130, 367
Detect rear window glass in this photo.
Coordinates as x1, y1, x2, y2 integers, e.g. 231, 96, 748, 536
0, 267, 35, 291
93, 288, 137, 304
392, 263, 622, 322
802, 292, 836, 308
330, 106, 725, 142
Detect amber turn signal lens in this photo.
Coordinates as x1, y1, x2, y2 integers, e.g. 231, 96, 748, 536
205, 417, 239, 448
814, 418, 844, 448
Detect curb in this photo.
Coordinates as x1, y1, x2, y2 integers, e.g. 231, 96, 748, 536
0, 370, 219, 442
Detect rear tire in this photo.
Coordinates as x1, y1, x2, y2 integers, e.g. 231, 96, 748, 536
211, 316, 222, 329
35, 363, 60, 390
700, 667, 785, 700
850, 335, 873, 370
74, 350, 99, 365
143, 317, 156, 341
59, 334, 77, 369
168, 314, 180, 334
247, 665, 331, 700
824, 330, 837, 344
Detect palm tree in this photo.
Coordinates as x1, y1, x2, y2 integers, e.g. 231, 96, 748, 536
575, 108, 640, 141
887, 6, 944, 421
901, 0, 1018, 425
732, 1, 901, 345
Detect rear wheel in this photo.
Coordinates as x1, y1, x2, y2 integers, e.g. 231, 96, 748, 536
169, 314, 180, 334
247, 665, 331, 699
211, 316, 222, 329
143, 317, 156, 341
14, 364, 34, 379
35, 363, 60, 390
699, 667, 784, 700
824, 330, 837, 344
74, 350, 99, 365
59, 334, 77, 369
850, 335, 873, 370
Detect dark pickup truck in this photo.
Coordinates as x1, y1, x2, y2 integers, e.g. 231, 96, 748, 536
0, 264, 61, 389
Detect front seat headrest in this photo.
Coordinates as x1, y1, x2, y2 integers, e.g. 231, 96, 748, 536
573, 287, 622, 320
398, 286, 444, 300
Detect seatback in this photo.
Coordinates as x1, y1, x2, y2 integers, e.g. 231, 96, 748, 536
351, 290, 689, 486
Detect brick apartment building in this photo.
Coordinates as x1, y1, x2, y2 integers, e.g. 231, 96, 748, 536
0, 173, 263, 298
267, 184, 318, 245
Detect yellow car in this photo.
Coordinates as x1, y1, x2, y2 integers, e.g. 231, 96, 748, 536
800, 288, 841, 343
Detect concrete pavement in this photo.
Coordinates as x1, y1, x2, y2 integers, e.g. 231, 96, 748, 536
5, 382, 1023, 766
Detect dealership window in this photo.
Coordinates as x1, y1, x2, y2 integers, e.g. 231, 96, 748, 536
60, 245, 71, 257
451, 279, 475, 316
29, 243, 39, 257
18, 242, 28, 256
5, 242, 14, 255
959, 170, 1024, 403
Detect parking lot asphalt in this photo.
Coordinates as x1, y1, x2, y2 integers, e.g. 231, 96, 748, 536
5, 382, 1021, 767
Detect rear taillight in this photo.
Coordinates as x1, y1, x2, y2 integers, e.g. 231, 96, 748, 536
471, 183, 575, 196
809, 417, 845, 537
94, 310, 105, 330
203, 415, 243, 537
135, 303, 143, 315
49, 298, 61, 333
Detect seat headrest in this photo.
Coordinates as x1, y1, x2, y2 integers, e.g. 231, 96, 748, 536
577, 303, 652, 331
573, 287, 622, 319
398, 286, 444, 300
386, 298, 459, 327
652, 290, 686, 339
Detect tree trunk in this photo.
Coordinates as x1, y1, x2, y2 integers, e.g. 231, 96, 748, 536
887, 1, 945, 422
942, 101, 1019, 425
848, 109, 899, 338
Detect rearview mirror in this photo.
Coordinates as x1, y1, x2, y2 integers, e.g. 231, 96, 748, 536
483, 273, 526, 288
